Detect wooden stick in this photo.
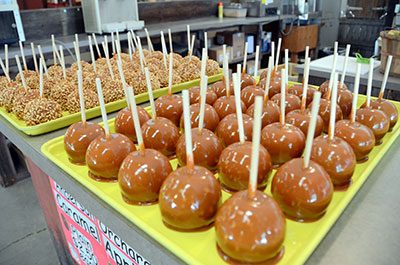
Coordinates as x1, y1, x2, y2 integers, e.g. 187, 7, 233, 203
160, 31, 168, 68
168, 29, 173, 53
111, 32, 116, 56
301, 58, 310, 111
187, 25, 191, 56
189, 35, 195, 61
305, 45, 309, 61
237, 63, 241, 89
271, 41, 275, 72
116, 59, 129, 108
31, 43, 38, 72
101, 42, 114, 79
127, 87, 145, 153
340, 44, 351, 88
77, 70, 86, 124
243, 42, 248, 74
223, 45, 230, 96
115, 40, 122, 63
198, 74, 208, 133
280, 69, 286, 125
116, 31, 121, 54
248, 96, 263, 197
275, 38, 282, 71
328, 72, 339, 140
19, 41, 27, 71
233, 73, 245, 143
366, 58, 374, 108
200, 48, 207, 83
37, 45, 48, 77
182, 90, 194, 170
263, 56, 273, 103
0, 57, 10, 82
137, 37, 145, 72
144, 67, 157, 120
254, 45, 260, 81
303, 91, 321, 168
284, 49, 289, 87
88, 36, 97, 73
95, 78, 110, 137
73, 41, 82, 72
204, 32, 208, 57
5, 44, 8, 74
92, 33, 102, 58
130, 30, 138, 51
127, 32, 132, 61
379, 55, 392, 99
350, 63, 361, 124
51, 35, 58, 65
15, 55, 27, 91
328, 51, 338, 95
144, 28, 153, 54
39, 59, 43, 98
59, 45, 66, 79
163, 52, 171, 97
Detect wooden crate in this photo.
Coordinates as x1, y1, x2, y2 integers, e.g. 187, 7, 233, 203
282, 24, 319, 53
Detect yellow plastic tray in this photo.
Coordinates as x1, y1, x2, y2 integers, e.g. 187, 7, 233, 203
0, 72, 222, 135
42, 92, 400, 265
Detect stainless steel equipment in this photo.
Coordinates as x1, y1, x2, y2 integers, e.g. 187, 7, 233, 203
81, 0, 144, 33
0, 0, 25, 45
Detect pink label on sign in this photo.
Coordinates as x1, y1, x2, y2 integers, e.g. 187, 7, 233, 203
49, 178, 151, 265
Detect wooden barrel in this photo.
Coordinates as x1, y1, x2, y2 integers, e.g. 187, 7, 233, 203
380, 30, 400, 77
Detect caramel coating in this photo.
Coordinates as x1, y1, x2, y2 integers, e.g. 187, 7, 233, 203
216, 113, 253, 147
311, 135, 356, 186
319, 80, 349, 96
159, 165, 221, 230
363, 99, 398, 130
335, 120, 375, 161
211, 80, 234, 98
114, 106, 151, 142
64, 122, 105, 164
286, 109, 324, 138
176, 128, 223, 170
288, 84, 317, 105
213, 96, 247, 120
261, 123, 305, 165
271, 93, 301, 115
86, 133, 135, 180
141, 117, 180, 157
309, 98, 343, 132
272, 158, 333, 221
241, 73, 255, 89
240, 85, 264, 108
355, 108, 389, 142
215, 190, 286, 263
247, 100, 280, 128
267, 79, 282, 99
155, 95, 183, 127
118, 149, 173, 204
188, 86, 218, 105
218, 141, 272, 191
179, 103, 220, 132
335, 89, 353, 118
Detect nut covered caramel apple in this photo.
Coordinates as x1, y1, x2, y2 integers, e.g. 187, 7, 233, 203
272, 158, 334, 221
215, 190, 286, 263
159, 165, 221, 230
64, 122, 105, 164
118, 149, 172, 204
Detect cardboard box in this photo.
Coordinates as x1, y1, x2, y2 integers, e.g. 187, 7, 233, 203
216, 31, 245, 47
208, 46, 232, 64
232, 44, 245, 59
247, 60, 256, 75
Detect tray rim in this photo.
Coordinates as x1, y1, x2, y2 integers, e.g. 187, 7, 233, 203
41, 87, 400, 265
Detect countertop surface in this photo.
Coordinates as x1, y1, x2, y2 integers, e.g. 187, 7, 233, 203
1, 93, 400, 264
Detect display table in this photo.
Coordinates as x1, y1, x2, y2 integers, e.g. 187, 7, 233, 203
1, 96, 400, 264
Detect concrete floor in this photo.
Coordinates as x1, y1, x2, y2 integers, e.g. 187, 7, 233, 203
0, 178, 60, 265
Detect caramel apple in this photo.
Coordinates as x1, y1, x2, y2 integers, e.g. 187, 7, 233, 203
114, 106, 151, 142
240, 85, 264, 108
188, 85, 218, 105
179, 103, 220, 132
363, 98, 398, 130
246, 100, 280, 128
288, 84, 317, 105
216, 113, 253, 147
154, 94, 183, 126
271, 93, 301, 114
355, 107, 389, 143
286, 109, 324, 138
213, 95, 247, 120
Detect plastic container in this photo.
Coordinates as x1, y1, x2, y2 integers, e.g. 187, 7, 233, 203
224, 4, 247, 18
